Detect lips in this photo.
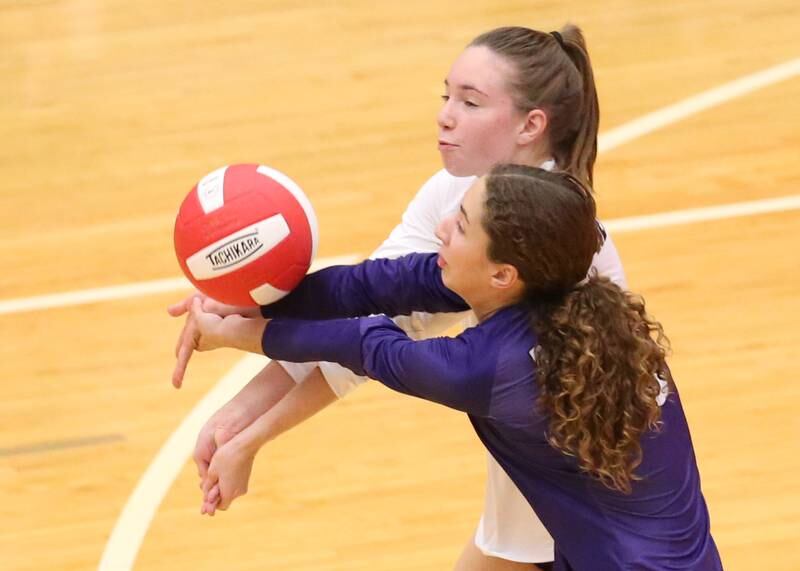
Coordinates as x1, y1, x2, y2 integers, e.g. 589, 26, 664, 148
436, 254, 447, 268
438, 140, 458, 150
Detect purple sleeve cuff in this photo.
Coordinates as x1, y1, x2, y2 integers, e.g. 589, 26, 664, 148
261, 316, 394, 376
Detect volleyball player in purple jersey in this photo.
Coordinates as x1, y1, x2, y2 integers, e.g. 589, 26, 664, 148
171, 25, 624, 570
175, 166, 722, 570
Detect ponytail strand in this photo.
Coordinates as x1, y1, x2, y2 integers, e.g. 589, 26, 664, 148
532, 276, 669, 493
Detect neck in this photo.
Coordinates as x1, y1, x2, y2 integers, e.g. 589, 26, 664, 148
508, 145, 554, 170
467, 289, 522, 322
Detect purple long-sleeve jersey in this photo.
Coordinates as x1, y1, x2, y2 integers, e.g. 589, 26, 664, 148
260, 253, 722, 570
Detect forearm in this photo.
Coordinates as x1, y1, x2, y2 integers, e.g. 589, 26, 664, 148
262, 317, 366, 376
262, 315, 487, 414
260, 254, 468, 321
233, 368, 337, 455
219, 360, 298, 426
215, 315, 268, 355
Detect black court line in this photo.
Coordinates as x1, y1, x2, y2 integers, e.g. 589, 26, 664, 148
0, 434, 125, 456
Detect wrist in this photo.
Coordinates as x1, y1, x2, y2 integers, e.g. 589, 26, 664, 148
239, 433, 264, 457
219, 315, 267, 354
212, 399, 253, 432
235, 417, 273, 456
204, 298, 260, 319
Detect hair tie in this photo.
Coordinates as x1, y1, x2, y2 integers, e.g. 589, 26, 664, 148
550, 31, 565, 48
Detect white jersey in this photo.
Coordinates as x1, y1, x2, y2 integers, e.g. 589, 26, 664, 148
281, 168, 627, 397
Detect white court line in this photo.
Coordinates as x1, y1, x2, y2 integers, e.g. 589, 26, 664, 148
4, 58, 800, 320
16, 57, 787, 570
97, 354, 270, 571
597, 58, 800, 153
0, 277, 191, 316
0, 255, 359, 316
4, 193, 800, 318
96, 254, 358, 571
604, 194, 800, 234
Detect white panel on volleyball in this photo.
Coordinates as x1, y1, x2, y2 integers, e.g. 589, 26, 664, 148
185, 214, 290, 280
196, 166, 228, 214
256, 165, 319, 261
249, 282, 290, 305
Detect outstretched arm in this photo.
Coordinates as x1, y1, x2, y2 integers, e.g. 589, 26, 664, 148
262, 315, 493, 416
200, 368, 336, 515
260, 253, 468, 321
175, 299, 492, 415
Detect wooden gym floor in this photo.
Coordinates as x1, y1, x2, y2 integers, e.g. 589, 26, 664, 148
1, 1, 799, 569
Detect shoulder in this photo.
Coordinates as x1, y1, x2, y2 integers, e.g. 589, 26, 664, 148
460, 309, 541, 422
459, 307, 537, 366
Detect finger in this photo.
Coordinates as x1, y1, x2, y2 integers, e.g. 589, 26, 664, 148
207, 484, 220, 504
218, 490, 237, 511
201, 296, 220, 314
204, 493, 220, 516
202, 471, 218, 497
194, 435, 215, 480
217, 481, 240, 511
172, 327, 197, 388
191, 296, 203, 316
166, 300, 189, 317
194, 439, 211, 479
204, 497, 219, 516
213, 427, 230, 448
195, 458, 210, 480
167, 293, 199, 317
173, 320, 188, 359
171, 351, 190, 388
173, 298, 203, 359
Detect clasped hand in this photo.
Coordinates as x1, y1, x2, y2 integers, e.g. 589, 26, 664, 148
168, 293, 265, 515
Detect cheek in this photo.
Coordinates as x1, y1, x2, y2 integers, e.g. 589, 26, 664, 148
450, 236, 478, 269
471, 115, 518, 162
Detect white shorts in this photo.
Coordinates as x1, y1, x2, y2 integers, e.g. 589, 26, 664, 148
278, 360, 317, 384
278, 360, 364, 398
475, 453, 554, 563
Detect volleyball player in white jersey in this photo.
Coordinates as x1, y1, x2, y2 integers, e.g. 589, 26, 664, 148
170, 24, 626, 571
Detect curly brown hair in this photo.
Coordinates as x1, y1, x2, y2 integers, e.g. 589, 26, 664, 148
483, 164, 669, 493
533, 279, 669, 493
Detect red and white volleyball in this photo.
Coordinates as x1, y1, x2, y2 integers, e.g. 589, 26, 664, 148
174, 164, 319, 307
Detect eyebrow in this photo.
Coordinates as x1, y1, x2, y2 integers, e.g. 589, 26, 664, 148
444, 79, 488, 97
460, 205, 470, 223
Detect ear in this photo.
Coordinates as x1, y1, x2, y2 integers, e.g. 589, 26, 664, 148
489, 263, 520, 290
518, 108, 548, 146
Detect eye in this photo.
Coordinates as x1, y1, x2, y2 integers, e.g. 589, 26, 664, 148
440, 94, 450, 102
464, 100, 478, 108
456, 220, 465, 233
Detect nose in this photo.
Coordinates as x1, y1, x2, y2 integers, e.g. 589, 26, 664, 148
437, 99, 455, 131
435, 215, 454, 245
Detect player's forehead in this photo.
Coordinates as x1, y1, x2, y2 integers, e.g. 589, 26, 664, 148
445, 46, 515, 97
461, 177, 487, 219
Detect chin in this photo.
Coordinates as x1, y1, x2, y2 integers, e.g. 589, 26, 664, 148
440, 270, 452, 288
443, 159, 477, 178
440, 272, 461, 296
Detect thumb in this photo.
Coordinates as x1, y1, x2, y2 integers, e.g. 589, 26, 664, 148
213, 426, 231, 448
167, 294, 199, 317
191, 296, 203, 317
